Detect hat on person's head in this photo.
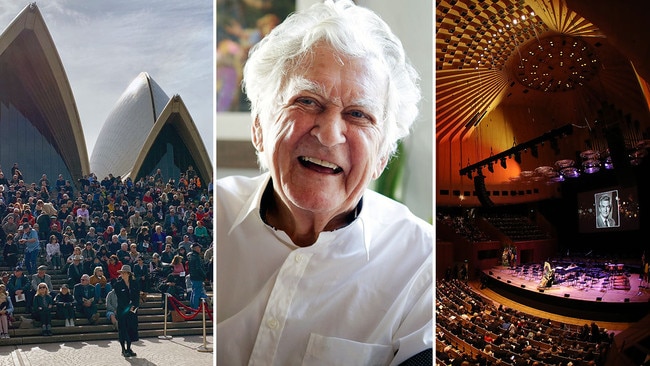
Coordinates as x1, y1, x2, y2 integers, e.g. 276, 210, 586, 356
38, 265, 47, 270
118, 265, 132, 273
14, 266, 23, 271
191, 243, 201, 249
152, 253, 160, 258
187, 226, 193, 230
60, 283, 68, 289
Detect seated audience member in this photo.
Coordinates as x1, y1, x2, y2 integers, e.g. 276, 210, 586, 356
54, 284, 76, 327
105, 289, 118, 330
46, 234, 63, 270
32, 264, 56, 297
0, 284, 14, 338
67, 255, 85, 288
81, 241, 97, 275
132, 256, 148, 292
32, 283, 54, 336
161, 244, 175, 264
116, 242, 131, 265
2, 235, 19, 269
107, 255, 123, 285
89, 266, 112, 304
7, 266, 33, 309
73, 274, 100, 324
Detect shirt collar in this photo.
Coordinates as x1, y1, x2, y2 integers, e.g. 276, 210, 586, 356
227, 173, 371, 259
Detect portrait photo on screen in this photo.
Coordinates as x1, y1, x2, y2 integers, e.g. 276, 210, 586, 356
577, 185, 640, 233
594, 190, 619, 229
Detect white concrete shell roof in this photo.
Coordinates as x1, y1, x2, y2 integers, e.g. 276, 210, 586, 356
90, 72, 169, 179
91, 72, 212, 182
0, 3, 89, 179
130, 94, 213, 182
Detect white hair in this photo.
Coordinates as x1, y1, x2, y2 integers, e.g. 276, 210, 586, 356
243, 0, 420, 171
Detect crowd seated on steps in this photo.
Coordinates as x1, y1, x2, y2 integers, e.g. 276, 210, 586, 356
0, 166, 214, 338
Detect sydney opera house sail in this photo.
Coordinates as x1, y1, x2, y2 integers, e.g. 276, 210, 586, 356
90, 72, 212, 185
0, 3, 89, 184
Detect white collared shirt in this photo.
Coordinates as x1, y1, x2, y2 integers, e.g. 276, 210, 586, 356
217, 174, 433, 366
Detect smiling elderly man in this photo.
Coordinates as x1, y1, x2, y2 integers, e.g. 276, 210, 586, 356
216, 1, 432, 365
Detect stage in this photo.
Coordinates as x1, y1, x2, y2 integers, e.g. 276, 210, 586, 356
483, 264, 650, 322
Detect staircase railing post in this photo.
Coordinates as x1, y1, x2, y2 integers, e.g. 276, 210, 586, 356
196, 297, 212, 352
158, 293, 172, 340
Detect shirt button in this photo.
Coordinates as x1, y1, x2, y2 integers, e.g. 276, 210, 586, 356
267, 318, 279, 329
295, 254, 304, 263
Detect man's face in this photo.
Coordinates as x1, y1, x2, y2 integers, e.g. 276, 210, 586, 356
253, 43, 388, 220
599, 199, 612, 218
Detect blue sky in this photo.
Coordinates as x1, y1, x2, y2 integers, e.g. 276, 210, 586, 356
0, 1, 214, 162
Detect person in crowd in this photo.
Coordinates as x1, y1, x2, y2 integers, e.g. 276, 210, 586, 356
73, 274, 100, 324
89, 266, 112, 304
32, 265, 55, 297
35, 210, 52, 241
193, 219, 210, 246
0, 284, 14, 339
114, 265, 140, 358
96, 245, 111, 267
73, 215, 87, 240
2, 215, 18, 237
54, 283, 76, 327
136, 226, 150, 252
204, 243, 214, 285
107, 254, 123, 285
65, 245, 82, 267
3, 234, 18, 268
128, 210, 144, 238
150, 225, 166, 254
176, 246, 188, 263
116, 242, 131, 265
178, 234, 194, 253
184, 224, 197, 243
117, 227, 130, 244
77, 203, 90, 226
19, 223, 40, 275
105, 288, 118, 330
85, 226, 99, 244
46, 234, 63, 270
32, 283, 54, 336
161, 243, 175, 264
216, 1, 432, 364
170, 255, 186, 277
67, 255, 84, 288
188, 242, 208, 310
128, 243, 141, 263
7, 266, 33, 309
148, 252, 166, 286
132, 256, 148, 293
107, 233, 121, 254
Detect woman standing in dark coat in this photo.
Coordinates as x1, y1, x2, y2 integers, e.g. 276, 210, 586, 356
114, 264, 140, 358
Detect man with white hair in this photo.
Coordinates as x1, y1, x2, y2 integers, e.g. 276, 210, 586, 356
73, 274, 100, 324
217, 1, 432, 364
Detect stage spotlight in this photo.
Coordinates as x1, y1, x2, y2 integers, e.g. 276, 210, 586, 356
514, 151, 522, 164
500, 157, 507, 169
487, 162, 494, 173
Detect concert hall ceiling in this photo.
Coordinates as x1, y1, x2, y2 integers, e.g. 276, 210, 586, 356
436, 0, 650, 206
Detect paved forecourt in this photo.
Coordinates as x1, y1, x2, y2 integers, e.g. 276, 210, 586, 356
0, 335, 214, 366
